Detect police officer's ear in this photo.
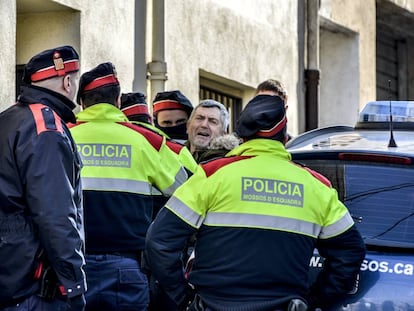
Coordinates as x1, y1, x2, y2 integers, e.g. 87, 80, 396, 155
62, 74, 71, 93
62, 74, 79, 102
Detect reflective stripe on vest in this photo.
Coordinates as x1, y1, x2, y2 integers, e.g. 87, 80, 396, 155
82, 166, 187, 196
168, 166, 189, 195
319, 212, 354, 239
166, 196, 204, 228
82, 177, 152, 195
166, 195, 354, 239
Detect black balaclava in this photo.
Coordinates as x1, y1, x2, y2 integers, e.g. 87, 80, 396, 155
154, 120, 188, 140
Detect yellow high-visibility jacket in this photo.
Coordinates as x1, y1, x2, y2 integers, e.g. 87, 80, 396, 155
146, 138, 365, 309
69, 103, 188, 253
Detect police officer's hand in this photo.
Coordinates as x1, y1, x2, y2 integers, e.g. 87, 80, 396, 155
67, 294, 86, 311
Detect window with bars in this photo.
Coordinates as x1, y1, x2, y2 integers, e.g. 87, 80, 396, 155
199, 86, 242, 132
376, 25, 408, 100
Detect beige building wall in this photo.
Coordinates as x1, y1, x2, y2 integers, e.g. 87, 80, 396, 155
8, 0, 136, 110
3, 0, 414, 134
17, 11, 81, 64
79, 0, 136, 92
389, 0, 414, 10
319, 0, 376, 127
0, 2, 16, 110
163, 0, 300, 134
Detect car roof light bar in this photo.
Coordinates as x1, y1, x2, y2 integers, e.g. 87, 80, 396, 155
358, 100, 414, 123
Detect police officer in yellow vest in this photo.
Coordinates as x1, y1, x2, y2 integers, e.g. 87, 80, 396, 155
120, 93, 198, 311
145, 94, 366, 311
120, 92, 197, 175
69, 62, 188, 311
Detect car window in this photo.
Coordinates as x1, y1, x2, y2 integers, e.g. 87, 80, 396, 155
295, 159, 414, 248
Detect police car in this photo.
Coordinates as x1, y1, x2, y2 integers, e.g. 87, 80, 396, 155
286, 101, 414, 310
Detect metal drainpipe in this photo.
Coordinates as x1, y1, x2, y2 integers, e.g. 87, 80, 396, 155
133, 0, 147, 92
305, 0, 320, 131
147, 0, 168, 102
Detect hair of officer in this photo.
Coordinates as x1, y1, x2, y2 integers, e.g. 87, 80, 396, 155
256, 79, 288, 102
190, 99, 229, 133
80, 84, 121, 108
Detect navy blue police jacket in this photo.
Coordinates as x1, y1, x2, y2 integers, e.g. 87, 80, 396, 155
0, 85, 86, 307
146, 139, 366, 311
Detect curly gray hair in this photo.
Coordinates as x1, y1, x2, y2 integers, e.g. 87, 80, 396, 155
190, 99, 229, 133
